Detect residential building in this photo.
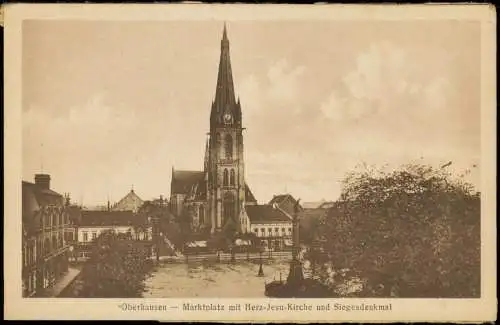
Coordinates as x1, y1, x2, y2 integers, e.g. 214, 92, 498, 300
75, 210, 152, 260
22, 174, 70, 297
240, 204, 293, 251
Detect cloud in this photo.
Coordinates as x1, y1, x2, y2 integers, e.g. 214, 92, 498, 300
266, 59, 306, 106
320, 42, 433, 122
23, 93, 138, 178
239, 45, 478, 201
239, 59, 307, 119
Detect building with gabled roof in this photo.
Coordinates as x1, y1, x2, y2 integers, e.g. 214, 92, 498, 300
269, 194, 303, 216
239, 204, 293, 251
111, 188, 144, 213
75, 209, 152, 260
22, 174, 70, 297
169, 24, 258, 235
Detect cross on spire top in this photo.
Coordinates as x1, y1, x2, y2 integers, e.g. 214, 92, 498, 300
223, 22, 228, 40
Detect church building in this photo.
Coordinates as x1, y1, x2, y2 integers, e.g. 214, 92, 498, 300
170, 25, 257, 236
111, 188, 144, 213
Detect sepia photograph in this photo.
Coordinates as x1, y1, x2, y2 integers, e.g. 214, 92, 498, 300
4, 3, 497, 322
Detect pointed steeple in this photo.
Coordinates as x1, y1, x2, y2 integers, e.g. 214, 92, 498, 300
222, 22, 228, 41
204, 137, 210, 171
211, 23, 238, 128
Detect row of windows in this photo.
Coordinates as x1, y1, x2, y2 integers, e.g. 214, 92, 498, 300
23, 241, 36, 267
42, 235, 64, 255
80, 229, 152, 242
81, 231, 101, 242
42, 210, 68, 229
253, 227, 292, 236
26, 234, 65, 265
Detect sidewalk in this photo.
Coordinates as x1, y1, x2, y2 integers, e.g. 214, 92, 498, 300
43, 267, 81, 297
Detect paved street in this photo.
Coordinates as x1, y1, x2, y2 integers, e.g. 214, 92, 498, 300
143, 260, 291, 297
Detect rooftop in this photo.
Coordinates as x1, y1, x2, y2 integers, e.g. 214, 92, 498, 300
171, 170, 205, 195
245, 204, 292, 224
79, 210, 147, 227
22, 181, 65, 222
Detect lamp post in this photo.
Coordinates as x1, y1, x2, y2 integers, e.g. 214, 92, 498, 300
230, 243, 235, 263
154, 218, 160, 262
287, 199, 304, 288
257, 242, 264, 277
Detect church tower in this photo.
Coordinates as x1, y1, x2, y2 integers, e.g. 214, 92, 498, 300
206, 24, 246, 233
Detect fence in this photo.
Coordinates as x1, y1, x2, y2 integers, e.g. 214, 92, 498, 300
159, 250, 292, 264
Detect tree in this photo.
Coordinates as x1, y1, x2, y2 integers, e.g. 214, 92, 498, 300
320, 163, 480, 298
222, 218, 238, 244
299, 211, 324, 246
207, 230, 227, 252
139, 200, 182, 251
77, 230, 154, 297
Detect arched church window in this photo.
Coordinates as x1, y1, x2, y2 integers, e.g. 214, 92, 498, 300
223, 192, 235, 224
199, 206, 204, 225
216, 133, 221, 145
225, 134, 233, 159
230, 169, 235, 185
223, 169, 229, 186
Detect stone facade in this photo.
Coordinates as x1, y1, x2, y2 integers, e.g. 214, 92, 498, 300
170, 25, 257, 236
22, 174, 70, 297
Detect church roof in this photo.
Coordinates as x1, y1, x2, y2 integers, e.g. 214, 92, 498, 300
245, 184, 257, 203
112, 189, 144, 212
171, 170, 205, 195
245, 204, 292, 224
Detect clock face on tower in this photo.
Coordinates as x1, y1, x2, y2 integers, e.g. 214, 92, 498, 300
223, 113, 232, 124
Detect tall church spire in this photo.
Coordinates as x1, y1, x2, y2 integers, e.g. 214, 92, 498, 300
211, 23, 237, 128
222, 22, 228, 41
204, 137, 210, 171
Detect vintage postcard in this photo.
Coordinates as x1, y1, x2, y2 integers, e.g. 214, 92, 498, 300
3, 3, 497, 322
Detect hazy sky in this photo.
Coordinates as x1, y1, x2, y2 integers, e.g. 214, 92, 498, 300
22, 20, 481, 206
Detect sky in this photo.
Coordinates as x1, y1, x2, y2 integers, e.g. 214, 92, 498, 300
22, 20, 481, 206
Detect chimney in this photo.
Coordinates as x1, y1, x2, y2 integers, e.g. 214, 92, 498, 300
34, 174, 51, 190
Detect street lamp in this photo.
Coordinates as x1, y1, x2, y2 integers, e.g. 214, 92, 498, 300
257, 242, 264, 277
154, 217, 160, 262
230, 243, 235, 263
